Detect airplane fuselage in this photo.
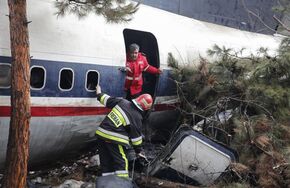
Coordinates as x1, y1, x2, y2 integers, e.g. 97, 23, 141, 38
0, 0, 281, 171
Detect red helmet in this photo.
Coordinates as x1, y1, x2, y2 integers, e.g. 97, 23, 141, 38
132, 94, 153, 111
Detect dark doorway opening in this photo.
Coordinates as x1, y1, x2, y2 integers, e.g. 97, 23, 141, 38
123, 29, 160, 100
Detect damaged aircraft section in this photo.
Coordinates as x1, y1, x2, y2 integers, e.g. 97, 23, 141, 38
85, 120, 239, 187
146, 125, 238, 186
21, 111, 238, 188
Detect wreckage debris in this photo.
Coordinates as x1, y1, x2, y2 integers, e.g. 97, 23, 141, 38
147, 125, 238, 186
1, 124, 238, 188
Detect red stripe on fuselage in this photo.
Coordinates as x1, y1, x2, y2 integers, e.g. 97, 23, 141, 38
0, 104, 177, 117
0, 106, 110, 117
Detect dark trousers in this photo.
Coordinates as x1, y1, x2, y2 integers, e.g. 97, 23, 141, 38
97, 139, 129, 178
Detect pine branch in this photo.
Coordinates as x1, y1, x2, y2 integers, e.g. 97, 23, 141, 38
54, 0, 139, 23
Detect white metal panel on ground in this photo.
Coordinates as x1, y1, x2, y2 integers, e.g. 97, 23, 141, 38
167, 135, 231, 185
147, 126, 237, 186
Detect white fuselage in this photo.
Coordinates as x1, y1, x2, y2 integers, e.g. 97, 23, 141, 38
0, 0, 281, 170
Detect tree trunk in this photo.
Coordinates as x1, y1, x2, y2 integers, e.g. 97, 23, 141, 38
2, 0, 31, 188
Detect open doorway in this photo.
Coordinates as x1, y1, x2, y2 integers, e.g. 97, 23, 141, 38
123, 28, 160, 100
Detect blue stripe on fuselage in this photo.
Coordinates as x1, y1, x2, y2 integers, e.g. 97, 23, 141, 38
0, 56, 176, 98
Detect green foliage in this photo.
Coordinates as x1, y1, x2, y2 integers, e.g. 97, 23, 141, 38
167, 52, 179, 70
252, 58, 290, 85
168, 41, 290, 121
279, 37, 290, 56
230, 116, 263, 165
246, 84, 290, 118
271, 124, 290, 148
54, 0, 139, 23
167, 41, 290, 187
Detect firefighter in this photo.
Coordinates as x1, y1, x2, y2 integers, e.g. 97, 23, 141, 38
124, 43, 162, 100
95, 85, 151, 178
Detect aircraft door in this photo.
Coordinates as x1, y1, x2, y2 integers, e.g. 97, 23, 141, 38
123, 29, 160, 101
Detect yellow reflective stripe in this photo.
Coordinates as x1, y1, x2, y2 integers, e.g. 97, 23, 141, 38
132, 136, 142, 143
96, 130, 129, 145
108, 110, 122, 127
112, 108, 126, 126
132, 139, 142, 146
115, 105, 130, 125
107, 106, 129, 127
116, 173, 129, 178
118, 145, 128, 171
100, 95, 106, 104
97, 127, 129, 140
100, 94, 109, 105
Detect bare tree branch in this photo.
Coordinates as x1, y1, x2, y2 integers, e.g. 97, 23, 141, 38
240, 0, 277, 33
273, 15, 290, 32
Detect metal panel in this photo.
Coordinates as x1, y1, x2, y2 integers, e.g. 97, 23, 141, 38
147, 126, 238, 185
167, 135, 232, 185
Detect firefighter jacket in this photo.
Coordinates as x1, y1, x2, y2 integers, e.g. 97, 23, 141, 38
95, 93, 144, 152
125, 53, 160, 95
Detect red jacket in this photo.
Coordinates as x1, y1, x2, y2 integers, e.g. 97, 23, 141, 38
125, 53, 160, 95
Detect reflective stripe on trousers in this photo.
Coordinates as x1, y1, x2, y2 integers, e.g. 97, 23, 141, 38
98, 139, 129, 178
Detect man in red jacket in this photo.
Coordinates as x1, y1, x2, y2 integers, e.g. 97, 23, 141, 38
124, 43, 162, 100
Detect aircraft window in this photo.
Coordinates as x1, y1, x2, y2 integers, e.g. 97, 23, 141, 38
86, 71, 99, 91
0, 64, 11, 88
30, 66, 45, 89
59, 68, 74, 90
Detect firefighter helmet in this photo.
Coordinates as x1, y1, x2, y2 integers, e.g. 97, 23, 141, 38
132, 94, 153, 111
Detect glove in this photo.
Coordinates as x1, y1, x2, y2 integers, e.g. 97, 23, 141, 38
118, 67, 127, 72
136, 151, 149, 166
137, 152, 148, 161
96, 85, 102, 94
